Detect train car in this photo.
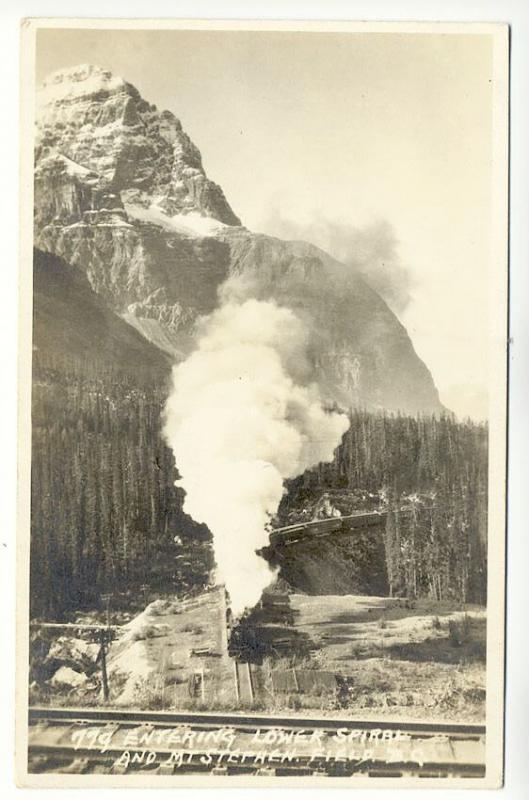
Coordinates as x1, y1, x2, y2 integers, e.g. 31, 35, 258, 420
269, 510, 387, 548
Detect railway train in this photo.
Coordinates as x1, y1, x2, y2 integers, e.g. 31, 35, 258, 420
268, 510, 388, 548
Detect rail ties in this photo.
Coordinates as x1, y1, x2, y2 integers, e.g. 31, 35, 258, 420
27, 707, 486, 777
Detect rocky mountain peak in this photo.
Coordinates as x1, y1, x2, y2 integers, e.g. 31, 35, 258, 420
34, 64, 442, 415
39, 63, 134, 102
35, 64, 240, 226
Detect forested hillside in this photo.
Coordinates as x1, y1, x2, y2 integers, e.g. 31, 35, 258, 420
281, 411, 488, 604
31, 348, 488, 621
31, 358, 213, 619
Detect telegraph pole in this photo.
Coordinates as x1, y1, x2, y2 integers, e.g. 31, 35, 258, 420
99, 629, 109, 702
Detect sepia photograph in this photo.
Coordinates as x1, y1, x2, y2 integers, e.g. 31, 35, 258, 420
17, 18, 508, 788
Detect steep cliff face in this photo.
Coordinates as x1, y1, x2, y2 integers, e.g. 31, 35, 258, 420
33, 248, 171, 375
34, 64, 442, 414
36, 64, 240, 225
217, 229, 441, 413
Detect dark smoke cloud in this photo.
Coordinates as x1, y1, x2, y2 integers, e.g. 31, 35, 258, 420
262, 212, 414, 315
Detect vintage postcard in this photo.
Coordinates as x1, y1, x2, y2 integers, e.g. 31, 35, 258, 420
17, 18, 508, 788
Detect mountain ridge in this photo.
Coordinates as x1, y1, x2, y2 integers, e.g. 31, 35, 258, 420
33, 247, 171, 375
34, 64, 442, 414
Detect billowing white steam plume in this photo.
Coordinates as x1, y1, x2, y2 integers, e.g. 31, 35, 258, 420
163, 298, 348, 615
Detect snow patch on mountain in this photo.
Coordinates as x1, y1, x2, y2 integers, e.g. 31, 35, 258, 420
125, 203, 226, 238
35, 63, 241, 227
33, 64, 443, 414
38, 64, 130, 110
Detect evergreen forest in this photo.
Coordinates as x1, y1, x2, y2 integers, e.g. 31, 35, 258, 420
30, 356, 488, 619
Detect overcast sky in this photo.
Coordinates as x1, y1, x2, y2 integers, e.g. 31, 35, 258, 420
36, 28, 494, 420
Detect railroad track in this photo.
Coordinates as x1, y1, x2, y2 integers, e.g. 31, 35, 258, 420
27, 706, 486, 778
